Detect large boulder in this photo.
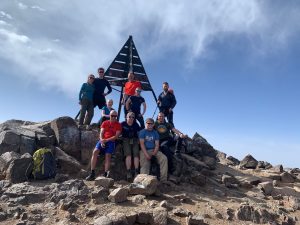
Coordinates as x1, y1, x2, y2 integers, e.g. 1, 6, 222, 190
80, 129, 98, 165
0, 120, 57, 156
192, 133, 217, 158
258, 181, 274, 195
94, 177, 114, 188
280, 172, 295, 183
153, 207, 168, 225
20, 135, 36, 155
0, 152, 21, 177
240, 154, 258, 169
50, 117, 80, 160
6, 153, 33, 183
227, 156, 240, 166
22, 121, 56, 148
108, 187, 128, 203
54, 147, 83, 176
0, 130, 21, 154
0, 119, 33, 132
129, 174, 159, 196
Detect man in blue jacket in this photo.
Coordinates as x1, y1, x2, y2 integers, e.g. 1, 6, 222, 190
157, 82, 176, 126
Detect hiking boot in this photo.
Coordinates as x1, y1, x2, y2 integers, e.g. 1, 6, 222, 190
126, 171, 132, 181
104, 171, 110, 178
85, 172, 95, 181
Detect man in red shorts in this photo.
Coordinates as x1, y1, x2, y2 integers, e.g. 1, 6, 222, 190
86, 110, 122, 180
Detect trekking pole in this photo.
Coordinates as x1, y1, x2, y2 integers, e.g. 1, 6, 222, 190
152, 106, 158, 119
74, 110, 80, 120
111, 87, 121, 93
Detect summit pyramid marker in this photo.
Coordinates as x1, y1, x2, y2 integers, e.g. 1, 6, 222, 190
105, 35, 157, 120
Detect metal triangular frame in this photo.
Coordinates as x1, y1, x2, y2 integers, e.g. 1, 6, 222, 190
105, 35, 157, 120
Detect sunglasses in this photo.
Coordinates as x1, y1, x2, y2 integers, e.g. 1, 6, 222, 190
111, 115, 117, 118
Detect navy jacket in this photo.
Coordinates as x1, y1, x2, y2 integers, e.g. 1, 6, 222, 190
158, 92, 176, 109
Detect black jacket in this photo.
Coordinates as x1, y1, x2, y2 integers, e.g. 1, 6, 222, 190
158, 91, 176, 109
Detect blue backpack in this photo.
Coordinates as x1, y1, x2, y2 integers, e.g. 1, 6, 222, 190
32, 148, 56, 179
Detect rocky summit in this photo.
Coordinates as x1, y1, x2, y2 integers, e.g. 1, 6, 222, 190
0, 116, 299, 225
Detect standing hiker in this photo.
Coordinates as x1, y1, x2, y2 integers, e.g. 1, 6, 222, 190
86, 110, 122, 180
93, 67, 112, 111
125, 87, 146, 129
157, 82, 176, 126
122, 72, 142, 117
78, 74, 95, 125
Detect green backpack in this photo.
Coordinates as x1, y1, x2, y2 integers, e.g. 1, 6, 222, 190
32, 148, 56, 179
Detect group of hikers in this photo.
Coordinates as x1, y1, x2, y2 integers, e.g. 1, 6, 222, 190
79, 67, 187, 182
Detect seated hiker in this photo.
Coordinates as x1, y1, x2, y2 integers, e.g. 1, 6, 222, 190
99, 99, 114, 126
139, 118, 168, 182
93, 67, 112, 110
154, 112, 187, 174
125, 87, 146, 129
86, 110, 122, 180
157, 82, 176, 126
122, 72, 142, 117
78, 74, 95, 125
121, 112, 141, 181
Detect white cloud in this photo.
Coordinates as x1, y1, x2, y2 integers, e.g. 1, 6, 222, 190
0, 0, 299, 97
0, 20, 8, 25
0, 11, 13, 19
0, 28, 29, 43
31, 5, 45, 11
18, 2, 28, 10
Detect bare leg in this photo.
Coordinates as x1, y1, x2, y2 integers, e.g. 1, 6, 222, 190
125, 155, 132, 170
90, 148, 99, 170
134, 156, 139, 169
104, 153, 111, 172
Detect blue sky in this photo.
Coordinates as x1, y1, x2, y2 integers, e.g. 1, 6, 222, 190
0, 0, 299, 168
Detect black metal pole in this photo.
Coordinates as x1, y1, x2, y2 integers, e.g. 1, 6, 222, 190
117, 86, 124, 121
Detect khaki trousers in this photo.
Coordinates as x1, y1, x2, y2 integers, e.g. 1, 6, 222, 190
140, 150, 168, 182
79, 98, 94, 125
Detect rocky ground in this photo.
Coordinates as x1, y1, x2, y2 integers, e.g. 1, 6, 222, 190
0, 117, 299, 225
